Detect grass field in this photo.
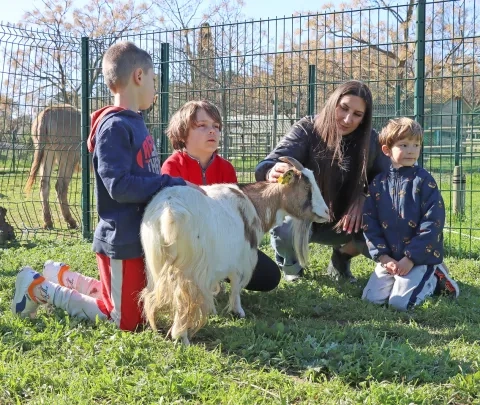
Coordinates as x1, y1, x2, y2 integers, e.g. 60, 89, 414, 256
3, 151, 480, 256
0, 157, 95, 240
0, 239, 479, 404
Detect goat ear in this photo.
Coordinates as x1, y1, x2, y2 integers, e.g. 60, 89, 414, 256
277, 169, 296, 185
279, 156, 305, 172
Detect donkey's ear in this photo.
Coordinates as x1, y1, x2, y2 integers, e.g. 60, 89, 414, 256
277, 169, 296, 185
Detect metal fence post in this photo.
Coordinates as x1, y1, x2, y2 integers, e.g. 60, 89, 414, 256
11, 128, 17, 173
81, 36, 91, 240
160, 42, 170, 164
395, 84, 401, 117
307, 65, 316, 116
453, 97, 466, 216
414, 0, 426, 166
272, 92, 278, 149
455, 97, 463, 166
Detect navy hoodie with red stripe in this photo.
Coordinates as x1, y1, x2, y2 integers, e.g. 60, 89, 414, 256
88, 106, 186, 260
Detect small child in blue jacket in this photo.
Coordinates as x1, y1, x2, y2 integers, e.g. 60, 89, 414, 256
362, 117, 459, 311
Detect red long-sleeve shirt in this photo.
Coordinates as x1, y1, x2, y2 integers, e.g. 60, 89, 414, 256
161, 151, 238, 186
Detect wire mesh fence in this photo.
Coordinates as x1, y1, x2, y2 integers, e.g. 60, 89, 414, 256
0, 25, 84, 240
0, 0, 479, 256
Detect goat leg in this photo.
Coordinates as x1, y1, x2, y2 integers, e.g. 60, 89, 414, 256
226, 272, 245, 318
169, 327, 190, 346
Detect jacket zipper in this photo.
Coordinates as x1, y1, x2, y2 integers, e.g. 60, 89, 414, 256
184, 150, 215, 185
394, 171, 401, 255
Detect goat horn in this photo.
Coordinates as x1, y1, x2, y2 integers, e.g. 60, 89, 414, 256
279, 156, 305, 172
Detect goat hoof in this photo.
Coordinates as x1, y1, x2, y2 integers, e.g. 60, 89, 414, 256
43, 222, 54, 230
234, 307, 246, 318
67, 221, 78, 229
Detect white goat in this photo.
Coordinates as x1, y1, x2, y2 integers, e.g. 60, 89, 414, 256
140, 157, 330, 345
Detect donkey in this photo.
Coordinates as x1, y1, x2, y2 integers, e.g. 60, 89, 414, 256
25, 105, 81, 229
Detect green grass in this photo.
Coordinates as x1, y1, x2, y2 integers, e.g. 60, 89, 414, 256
1, 239, 479, 404
2, 149, 480, 251
0, 161, 96, 240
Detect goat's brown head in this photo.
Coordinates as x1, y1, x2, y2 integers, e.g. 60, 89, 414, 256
277, 157, 330, 223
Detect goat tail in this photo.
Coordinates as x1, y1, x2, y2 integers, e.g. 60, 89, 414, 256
291, 218, 313, 268
25, 112, 47, 194
140, 201, 215, 339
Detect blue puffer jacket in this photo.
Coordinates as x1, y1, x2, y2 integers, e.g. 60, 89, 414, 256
363, 165, 445, 265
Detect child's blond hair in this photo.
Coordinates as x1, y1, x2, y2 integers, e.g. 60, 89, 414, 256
102, 41, 153, 92
379, 117, 423, 149
166, 100, 222, 150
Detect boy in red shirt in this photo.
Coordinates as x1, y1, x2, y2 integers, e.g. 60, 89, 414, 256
162, 100, 281, 291
162, 100, 237, 184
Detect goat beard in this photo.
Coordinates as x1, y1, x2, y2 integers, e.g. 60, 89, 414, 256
291, 218, 312, 268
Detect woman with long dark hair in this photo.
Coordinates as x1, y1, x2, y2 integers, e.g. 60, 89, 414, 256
255, 80, 390, 282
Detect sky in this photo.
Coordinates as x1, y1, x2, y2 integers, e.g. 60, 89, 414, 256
1, 0, 329, 26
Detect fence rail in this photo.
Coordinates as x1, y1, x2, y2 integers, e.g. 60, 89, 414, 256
0, 0, 479, 256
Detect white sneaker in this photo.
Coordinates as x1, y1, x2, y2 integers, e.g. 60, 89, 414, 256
43, 260, 72, 288
11, 267, 45, 318
284, 268, 304, 282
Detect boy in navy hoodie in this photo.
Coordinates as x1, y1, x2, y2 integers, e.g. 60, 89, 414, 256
11, 41, 201, 331
362, 117, 459, 311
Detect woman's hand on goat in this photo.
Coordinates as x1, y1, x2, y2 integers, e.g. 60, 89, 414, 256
340, 194, 366, 234
185, 181, 207, 195
266, 162, 291, 183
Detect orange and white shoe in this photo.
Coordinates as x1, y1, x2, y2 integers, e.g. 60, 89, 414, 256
42, 260, 74, 289
11, 266, 45, 318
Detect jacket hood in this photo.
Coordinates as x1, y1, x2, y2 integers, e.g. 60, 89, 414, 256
87, 106, 127, 152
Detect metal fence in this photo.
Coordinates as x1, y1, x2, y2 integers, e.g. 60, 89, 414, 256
0, 0, 479, 256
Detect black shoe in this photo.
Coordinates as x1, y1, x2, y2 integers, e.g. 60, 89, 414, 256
433, 264, 459, 298
326, 248, 357, 283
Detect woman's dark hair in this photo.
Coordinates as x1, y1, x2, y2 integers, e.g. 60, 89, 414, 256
313, 80, 373, 221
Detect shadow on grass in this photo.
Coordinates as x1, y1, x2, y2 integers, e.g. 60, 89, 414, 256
188, 273, 479, 387
0, 240, 38, 250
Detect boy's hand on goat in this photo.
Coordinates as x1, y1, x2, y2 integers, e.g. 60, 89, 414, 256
266, 162, 291, 183
185, 181, 207, 195
396, 256, 414, 276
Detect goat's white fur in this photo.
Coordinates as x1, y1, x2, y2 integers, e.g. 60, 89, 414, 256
141, 162, 329, 345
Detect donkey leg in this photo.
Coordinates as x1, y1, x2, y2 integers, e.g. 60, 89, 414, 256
55, 151, 77, 229
39, 151, 55, 229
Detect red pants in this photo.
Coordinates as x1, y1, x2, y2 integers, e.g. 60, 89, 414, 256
96, 253, 147, 331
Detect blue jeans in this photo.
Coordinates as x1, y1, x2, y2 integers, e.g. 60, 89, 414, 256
270, 216, 369, 276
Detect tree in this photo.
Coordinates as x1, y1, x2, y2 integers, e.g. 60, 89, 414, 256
303, 0, 478, 105
4, 0, 153, 109
151, 0, 258, 111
